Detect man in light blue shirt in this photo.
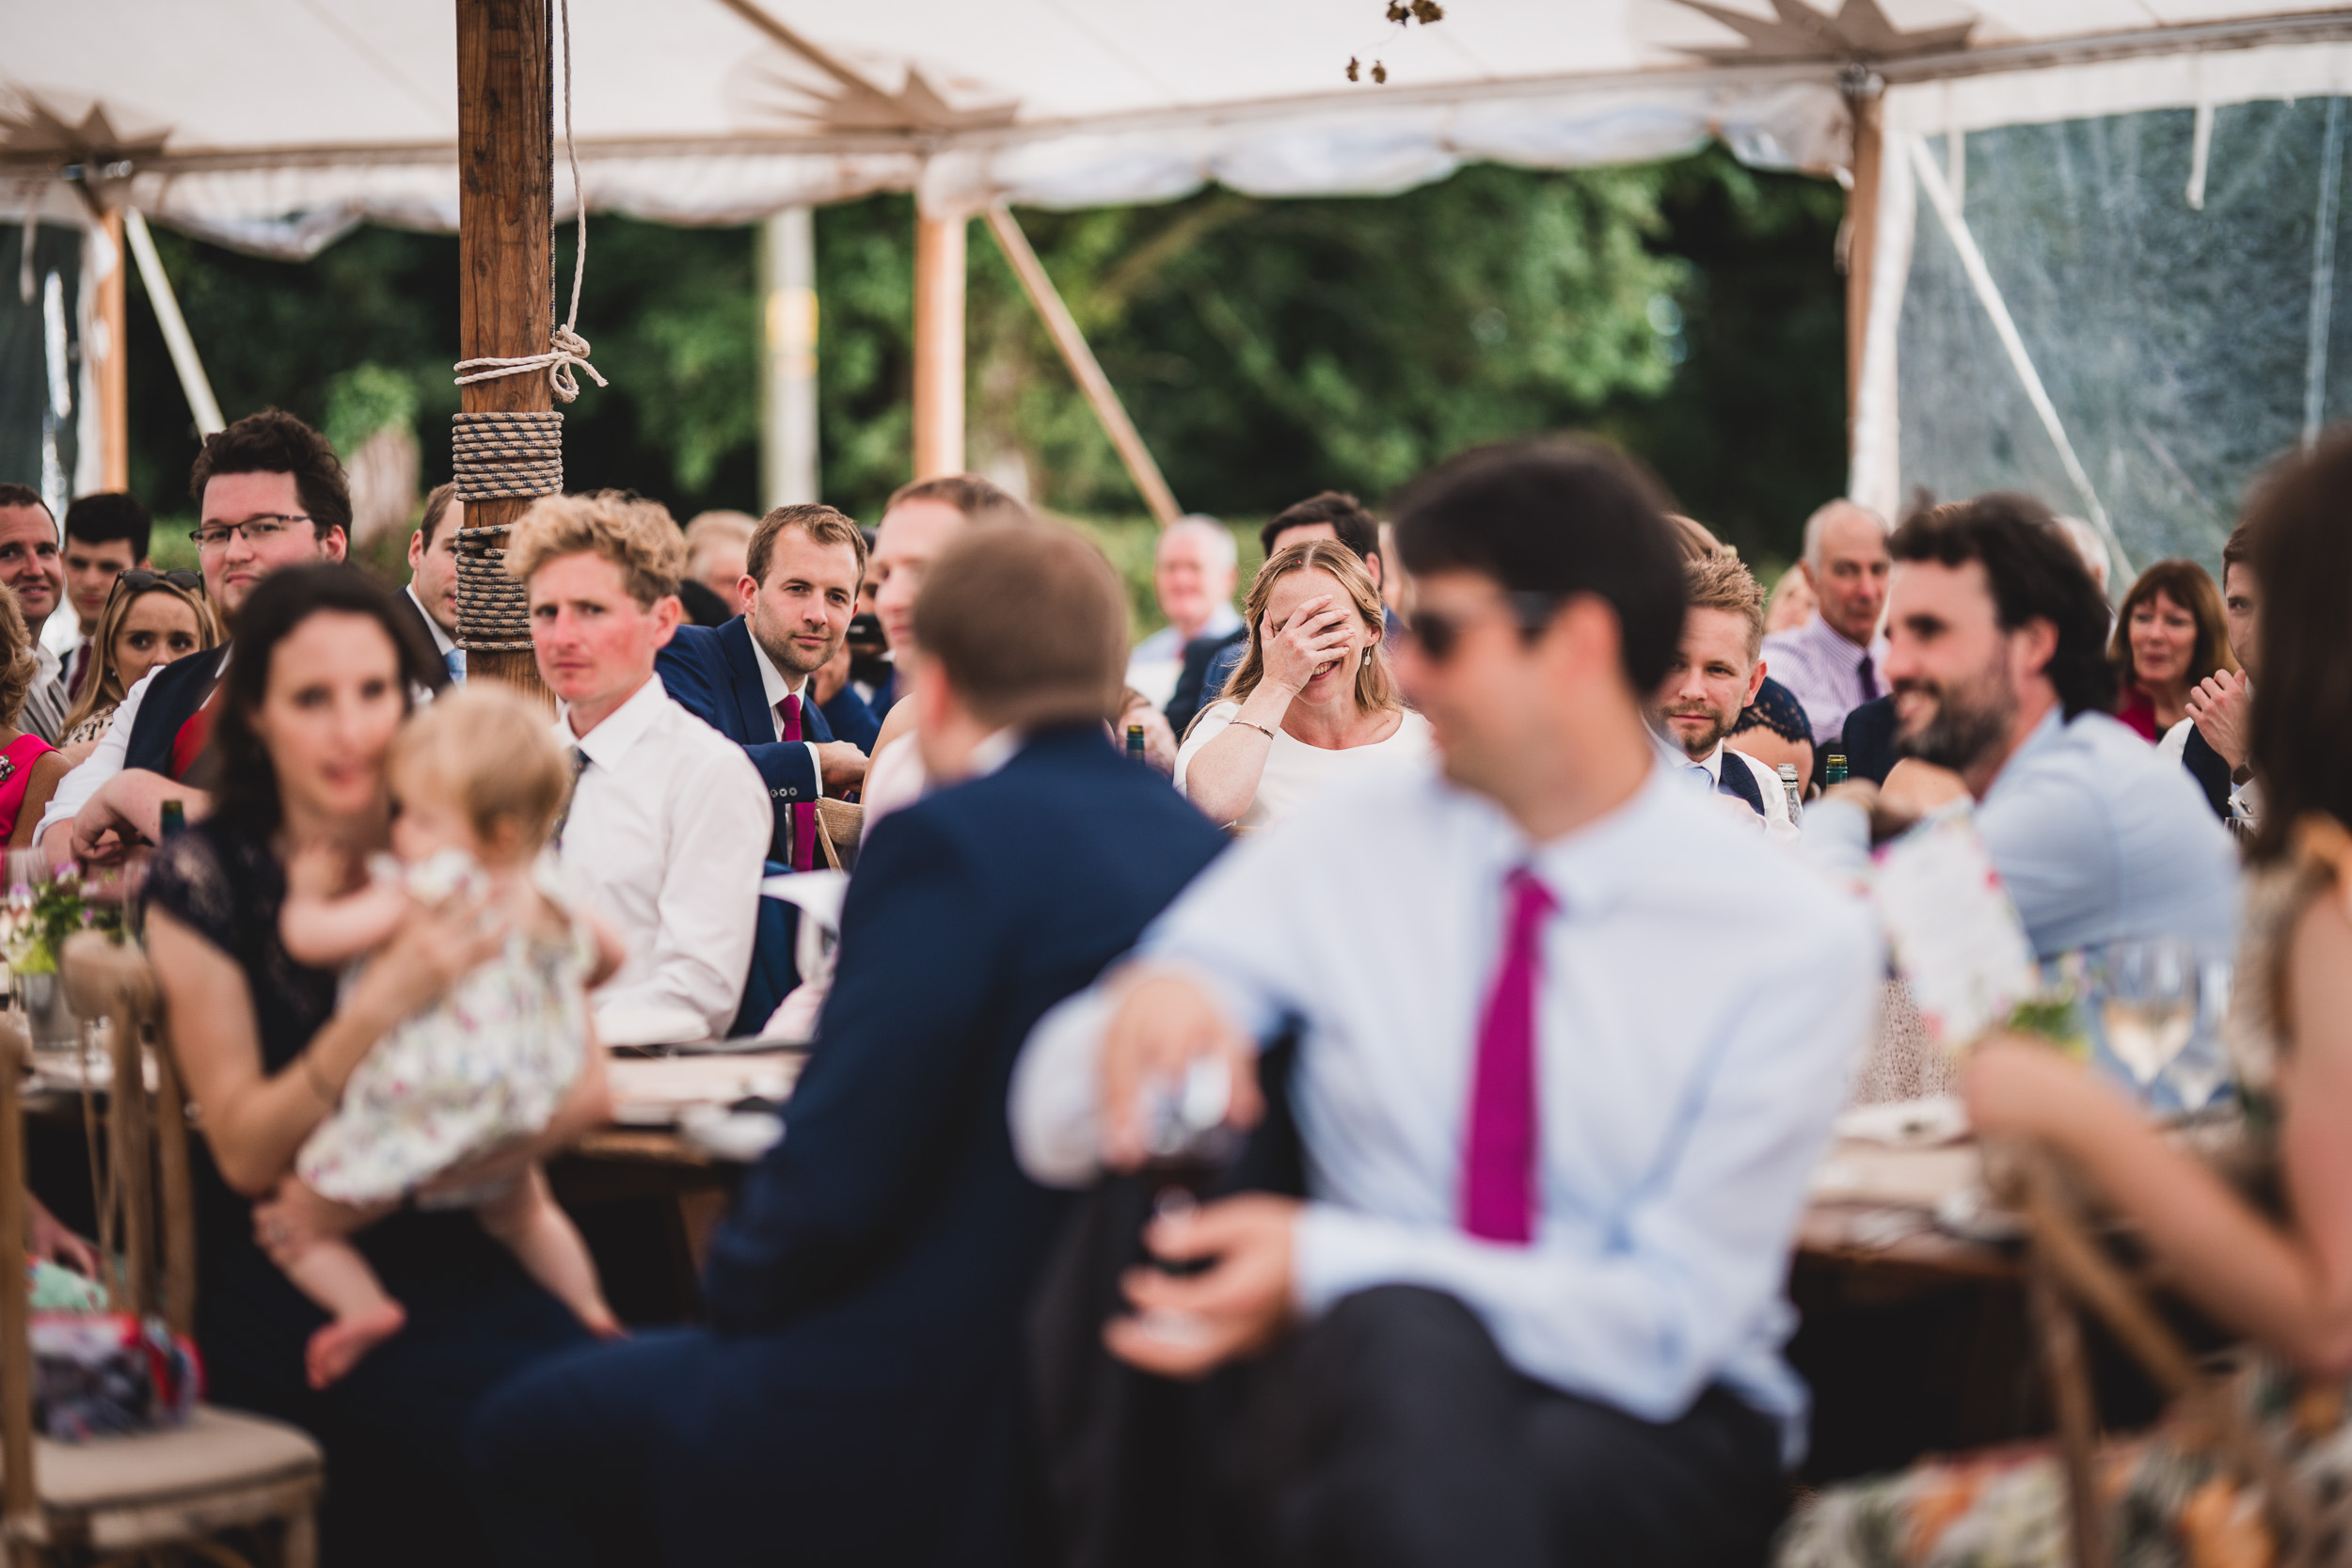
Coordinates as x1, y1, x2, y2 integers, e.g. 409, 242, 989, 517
1012, 439, 1880, 1566
1804, 493, 2236, 959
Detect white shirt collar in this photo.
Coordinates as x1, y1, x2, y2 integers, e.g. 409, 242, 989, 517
1691, 741, 1725, 784
964, 727, 1024, 781
751, 634, 810, 712
559, 672, 672, 764
406, 584, 457, 657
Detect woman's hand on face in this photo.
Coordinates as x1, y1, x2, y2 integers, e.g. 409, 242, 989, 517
344, 883, 513, 1030
1260, 596, 1357, 697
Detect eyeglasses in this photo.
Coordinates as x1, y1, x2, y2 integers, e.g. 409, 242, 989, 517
104, 568, 203, 609
188, 515, 310, 551
1406, 591, 1563, 663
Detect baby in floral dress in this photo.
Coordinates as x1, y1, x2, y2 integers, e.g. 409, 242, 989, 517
276, 685, 626, 1388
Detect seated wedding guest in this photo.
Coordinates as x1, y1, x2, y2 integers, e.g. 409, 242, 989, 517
141, 564, 598, 1568
1831, 693, 1899, 785
1776, 431, 2352, 1568
1125, 515, 1242, 709
1764, 561, 1816, 635
1177, 490, 1406, 734
58, 491, 151, 698
1655, 552, 1797, 842
1760, 499, 1890, 752
40, 408, 349, 870
2110, 557, 2235, 741
470, 522, 1227, 1568
1013, 437, 1880, 1567
0, 485, 72, 744
0, 587, 70, 845
1805, 494, 2236, 959
2161, 523, 2258, 827
659, 503, 872, 868
1668, 510, 1816, 784
57, 568, 217, 755
399, 482, 465, 682
860, 473, 1031, 829
682, 509, 757, 616
1174, 539, 1431, 832
509, 491, 769, 1040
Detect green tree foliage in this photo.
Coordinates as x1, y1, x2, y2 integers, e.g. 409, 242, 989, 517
118, 150, 1844, 570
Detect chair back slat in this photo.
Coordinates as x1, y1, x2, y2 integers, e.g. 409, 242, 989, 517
152, 1041, 198, 1340
0, 1006, 35, 1524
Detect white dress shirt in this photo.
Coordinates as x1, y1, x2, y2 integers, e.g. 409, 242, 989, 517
1687, 740, 1798, 845
406, 584, 464, 683
554, 674, 770, 1040
1127, 603, 1244, 709
36, 656, 182, 845
747, 637, 828, 788
1759, 612, 1886, 746
1013, 757, 1880, 1460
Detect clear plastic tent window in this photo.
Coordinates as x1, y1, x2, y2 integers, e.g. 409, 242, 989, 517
1859, 51, 2352, 578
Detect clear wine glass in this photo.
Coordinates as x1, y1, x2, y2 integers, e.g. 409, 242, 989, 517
2087, 939, 2201, 1089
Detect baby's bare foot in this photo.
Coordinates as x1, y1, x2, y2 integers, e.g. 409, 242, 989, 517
306, 1301, 406, 1388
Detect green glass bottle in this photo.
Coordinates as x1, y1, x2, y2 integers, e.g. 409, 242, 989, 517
1823, 753, 1849, 787
158, 799, 187, 841
1126, 723, 1146, 760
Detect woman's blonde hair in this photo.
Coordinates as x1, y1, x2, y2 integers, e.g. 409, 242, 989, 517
0, 585, 36, 730
390, 684, 573, 856
60, 577, 221, 736
1216, 540, 1399, 717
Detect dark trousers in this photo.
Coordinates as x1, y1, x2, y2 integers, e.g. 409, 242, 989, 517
1247, 1287, 1788, 1568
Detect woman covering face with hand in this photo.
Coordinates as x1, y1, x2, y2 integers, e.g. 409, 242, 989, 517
1175, 539, 1431, 832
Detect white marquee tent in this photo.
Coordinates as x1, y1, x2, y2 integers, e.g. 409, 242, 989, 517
6, 0, 2351, 562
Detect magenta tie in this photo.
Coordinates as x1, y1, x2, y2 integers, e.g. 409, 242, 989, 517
1460, 866, 1557, 1244
777, 693, 817, 874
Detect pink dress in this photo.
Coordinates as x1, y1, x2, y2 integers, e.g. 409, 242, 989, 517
0, 733, 56, 841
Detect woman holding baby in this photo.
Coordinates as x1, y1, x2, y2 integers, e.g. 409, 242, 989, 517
140, 564, 613, 1568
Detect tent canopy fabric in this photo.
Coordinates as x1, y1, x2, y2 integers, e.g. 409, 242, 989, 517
5, 0, 2348, 256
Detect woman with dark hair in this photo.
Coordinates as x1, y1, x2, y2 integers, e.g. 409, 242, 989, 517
2109, 557, 2236, 741
139, 564, 600, 1566
1778, 432, 2352, 1566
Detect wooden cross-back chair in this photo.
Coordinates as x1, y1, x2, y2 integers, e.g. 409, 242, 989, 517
2004, 1143, 2350, 1568
0, 932, 324, 1567
815, 799, 862, 874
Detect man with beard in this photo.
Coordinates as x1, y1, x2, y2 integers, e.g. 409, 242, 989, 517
1804, 493, 2235, 959
1653, 551, 1796, 842
660, 503, 872, 869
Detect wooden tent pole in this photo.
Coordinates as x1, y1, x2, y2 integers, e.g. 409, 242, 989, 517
983, 204, 1181, 526
912, 212, 966, 479
95, 210, 128, 492
456, 0, 552, 699
1843, 71, 1885, 461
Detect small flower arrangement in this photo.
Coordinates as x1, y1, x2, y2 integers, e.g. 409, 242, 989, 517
1, 865, 126, 979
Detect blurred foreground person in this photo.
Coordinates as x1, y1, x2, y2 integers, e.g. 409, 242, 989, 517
469, 524, 1226, 1568
1778, 435, 2352, 1568
1804, 495, 2235, 961
1013, 438, 1879, 1568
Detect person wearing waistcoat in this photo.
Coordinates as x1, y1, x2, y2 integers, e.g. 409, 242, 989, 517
1652, 551, 1797, 843
657, 504, 873, 869
39, 410, 353, 875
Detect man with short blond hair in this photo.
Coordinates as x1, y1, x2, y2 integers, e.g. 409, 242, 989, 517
1655, 552, 1795, 840
682, 509, 758, 617
512, 490, 769, 1039
472, 522, 1226, 1567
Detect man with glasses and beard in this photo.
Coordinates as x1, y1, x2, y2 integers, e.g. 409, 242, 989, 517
1804, 493, 2235, 960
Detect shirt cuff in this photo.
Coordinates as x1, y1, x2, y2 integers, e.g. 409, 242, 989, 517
1799, 796, 1872, 879
1292, 1202, 1434, 1318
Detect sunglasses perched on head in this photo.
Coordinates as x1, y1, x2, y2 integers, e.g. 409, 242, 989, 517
106, 569, 203, 604
1406, 591, 1563, 662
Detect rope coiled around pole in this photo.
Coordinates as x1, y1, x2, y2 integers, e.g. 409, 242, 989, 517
451, 410, 560, 652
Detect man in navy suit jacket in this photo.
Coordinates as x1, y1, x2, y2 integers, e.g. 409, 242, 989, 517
655, 504, 872, 867
470, 521, 1225, 1568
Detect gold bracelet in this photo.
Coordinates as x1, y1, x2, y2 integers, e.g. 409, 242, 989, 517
1230, 719, 1277, 741
298, 1052, 340, 1106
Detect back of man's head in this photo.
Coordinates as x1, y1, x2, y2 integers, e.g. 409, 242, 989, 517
1391, 437, 1686, 693
747, 503, 868, 587
885, 472, 1029, 527
63, 492, 151, 560
1888, 493, 2116, 717
683, 509, 756, 570
189, 409, 352, 542
912, 522, 1127, 731
1261, 491, 1379, 563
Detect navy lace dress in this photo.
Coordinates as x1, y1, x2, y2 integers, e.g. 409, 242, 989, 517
144, 820, 586, 1567
1730, 675, 1815, 747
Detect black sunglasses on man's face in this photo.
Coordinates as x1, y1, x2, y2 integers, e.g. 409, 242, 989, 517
1406, 591, 1562, 663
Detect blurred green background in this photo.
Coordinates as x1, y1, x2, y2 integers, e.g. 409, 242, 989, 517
127, 148, 1846, 632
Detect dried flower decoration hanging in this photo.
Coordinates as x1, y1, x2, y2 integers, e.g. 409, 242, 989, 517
1352, 0, 1443, 83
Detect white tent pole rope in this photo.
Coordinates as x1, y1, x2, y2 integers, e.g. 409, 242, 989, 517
121, 209, 224, 437
452, 0, 605, 404
2302, 96, 2342, 451
1906, 135, 2133, 581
